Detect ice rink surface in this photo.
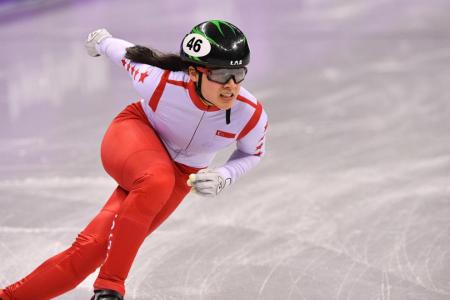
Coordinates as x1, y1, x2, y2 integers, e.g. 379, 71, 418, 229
1, 0, 450, 299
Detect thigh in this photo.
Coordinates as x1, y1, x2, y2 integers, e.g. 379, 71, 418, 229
101, 112, 173, 191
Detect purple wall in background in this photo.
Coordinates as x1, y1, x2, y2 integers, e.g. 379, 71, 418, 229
0, 0, 95, 24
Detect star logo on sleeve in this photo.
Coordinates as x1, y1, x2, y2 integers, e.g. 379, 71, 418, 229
138, 71, 149, 83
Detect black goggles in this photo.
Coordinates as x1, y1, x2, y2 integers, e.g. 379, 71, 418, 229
196, 67, 248, 84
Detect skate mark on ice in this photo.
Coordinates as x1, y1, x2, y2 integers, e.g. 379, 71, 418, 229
0, 226, 79, 234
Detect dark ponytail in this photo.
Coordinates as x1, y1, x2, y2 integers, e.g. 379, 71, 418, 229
125, 45, 193, 71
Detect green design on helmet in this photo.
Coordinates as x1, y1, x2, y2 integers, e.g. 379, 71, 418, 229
191, 26, 220, 48
209, 20, 236, 36
189, 55, 204, 63
180, 20, 250, 69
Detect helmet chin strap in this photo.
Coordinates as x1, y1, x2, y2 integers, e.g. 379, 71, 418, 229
195, 73, 214, 106
195, 73, 231, 124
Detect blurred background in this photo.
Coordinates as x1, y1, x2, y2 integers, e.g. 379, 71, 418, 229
1, 0, 449, 299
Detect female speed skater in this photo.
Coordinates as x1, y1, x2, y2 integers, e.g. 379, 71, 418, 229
0, 20, 268, 300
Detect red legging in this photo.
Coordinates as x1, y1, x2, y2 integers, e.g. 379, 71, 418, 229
1, 102, 199, 300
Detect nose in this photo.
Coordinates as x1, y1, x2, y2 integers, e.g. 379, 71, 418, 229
224, 76, 238, 87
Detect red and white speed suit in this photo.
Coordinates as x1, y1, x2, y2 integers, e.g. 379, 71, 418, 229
0, 37, 268, 299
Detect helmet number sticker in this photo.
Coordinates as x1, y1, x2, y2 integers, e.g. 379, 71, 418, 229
187, 38, 202, 52
182, 33, 211, 57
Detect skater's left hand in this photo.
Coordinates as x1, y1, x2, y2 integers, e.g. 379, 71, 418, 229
187, 169, 231, 197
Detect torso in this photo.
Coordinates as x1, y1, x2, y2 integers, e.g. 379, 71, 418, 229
140, 70, 262, 168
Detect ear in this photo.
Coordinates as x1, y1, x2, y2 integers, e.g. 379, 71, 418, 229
188, 66, 199, 83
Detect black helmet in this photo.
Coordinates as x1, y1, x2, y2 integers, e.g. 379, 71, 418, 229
180, 20, 250, 69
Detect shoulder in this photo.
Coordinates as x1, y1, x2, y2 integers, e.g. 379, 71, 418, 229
235, 87, 267, 119
233, 87, 268, 140
168, 70, 189, 82
236, 87, 259, 108
141, 69, 189, 89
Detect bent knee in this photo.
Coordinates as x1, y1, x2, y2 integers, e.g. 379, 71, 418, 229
132, 165, 176, 192
128, 166, 176, 214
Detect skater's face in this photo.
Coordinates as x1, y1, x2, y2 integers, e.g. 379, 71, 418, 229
188, 66, 242, 110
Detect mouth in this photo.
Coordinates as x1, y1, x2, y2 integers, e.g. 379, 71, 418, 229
220, 92, 234, 101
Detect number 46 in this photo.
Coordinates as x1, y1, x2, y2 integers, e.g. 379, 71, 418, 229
186, 37, 203, 52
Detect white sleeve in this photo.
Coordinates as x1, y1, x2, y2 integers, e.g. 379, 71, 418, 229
95, 37, 166, 101
217, 108, 268, 184
216, 150, 261, 184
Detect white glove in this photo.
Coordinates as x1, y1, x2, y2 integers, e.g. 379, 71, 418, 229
187, 169, 231, 197
85, 28, 112, 57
